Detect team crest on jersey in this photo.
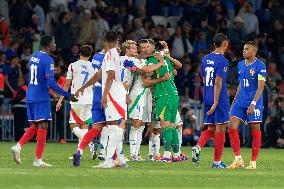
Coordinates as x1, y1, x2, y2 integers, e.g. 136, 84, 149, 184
250, 68, 255, 76
50, 64, 54, 70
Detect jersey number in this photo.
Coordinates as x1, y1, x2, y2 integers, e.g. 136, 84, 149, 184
81, 71, 89, 86
205, 67, 214, 86
243, 79, 249, 87
30, 65, 38, 85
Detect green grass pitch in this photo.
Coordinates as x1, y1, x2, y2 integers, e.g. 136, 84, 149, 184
0, 142, 283, 189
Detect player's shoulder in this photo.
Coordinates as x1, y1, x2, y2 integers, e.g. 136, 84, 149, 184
237, 59, 245, 68
255, 59, 266, 68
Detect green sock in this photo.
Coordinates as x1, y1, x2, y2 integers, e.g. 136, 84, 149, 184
171, 127, 180, 153
162, 127, 172, 152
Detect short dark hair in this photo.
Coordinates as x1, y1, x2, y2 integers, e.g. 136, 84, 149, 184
138, 38, 155, 46
245, 41, 258, 49
40, 36, 54, 48
104, 31, 119, 43
214, 33, 228, 48
79, 45, 93, 57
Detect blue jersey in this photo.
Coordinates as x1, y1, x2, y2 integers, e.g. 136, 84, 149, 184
91, 52, 105, 105
27, 51, 55, 102
235, 59, 266, 108
201, 53, 229, 106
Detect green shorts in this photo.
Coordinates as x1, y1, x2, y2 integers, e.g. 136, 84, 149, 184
155, 95, 179, 123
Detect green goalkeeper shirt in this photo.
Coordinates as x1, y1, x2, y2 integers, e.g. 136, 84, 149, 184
146, 56, 178, 98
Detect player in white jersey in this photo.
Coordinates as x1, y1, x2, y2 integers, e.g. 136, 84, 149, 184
56, 45, 95, 158
120, 40, 166, 161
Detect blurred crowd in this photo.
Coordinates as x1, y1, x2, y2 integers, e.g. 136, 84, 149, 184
0, 0, 283, 147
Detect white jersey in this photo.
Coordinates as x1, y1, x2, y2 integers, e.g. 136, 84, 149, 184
120, 56, 145, 93
66, 60, 94, 104
102, 48, 127, 102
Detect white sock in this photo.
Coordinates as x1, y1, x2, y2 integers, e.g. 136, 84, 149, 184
177, 127, 182, 150
235, 155, 242, 160
153, 134, 160, 157
148, 135, 154, 156
105, 125, 118, 162
214, 161, 221, 165
116, 128, 126, 163
72, 127, 84, 140
99, 127, 109, 157
135, 126, 145, 156
129, 126, 138, 157
173, 152, 180, 158
163, 151, 171, 158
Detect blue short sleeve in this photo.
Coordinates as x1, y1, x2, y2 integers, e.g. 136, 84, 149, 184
216, 58, 229, 79
45, 58, 54, 78
257, 62, 266, 81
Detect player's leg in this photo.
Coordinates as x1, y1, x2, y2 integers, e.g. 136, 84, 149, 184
169, 96, 180, 161
11, 103, 38, 164
152, 127, 161, 159
135, 123, 145, 160
129, 119, 141, 160
246, 107, 263, 169
147, 122, 154, 159
192, 105, 215, 166
115, 119, 128, 167
33, 121, 52, 167
212, 105, 229, 168
212, 123, 227, 168
99, 126, 109, 160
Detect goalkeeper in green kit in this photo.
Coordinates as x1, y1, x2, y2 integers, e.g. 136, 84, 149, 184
142, 40, 185, 162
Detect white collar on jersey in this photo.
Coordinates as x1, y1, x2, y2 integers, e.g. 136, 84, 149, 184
245, 58, 257, 66
39, 50, 47, 54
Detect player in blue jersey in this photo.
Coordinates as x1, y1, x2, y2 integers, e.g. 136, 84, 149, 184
192, 33, 230, 168
11, 36, 77, 167
228, 41, 266, 170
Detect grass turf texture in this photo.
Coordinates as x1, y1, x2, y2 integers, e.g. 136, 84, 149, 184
0, 142, 283, 189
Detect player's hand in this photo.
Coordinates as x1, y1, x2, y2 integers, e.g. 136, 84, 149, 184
75, 87, 84, 97
70, 94, 78, 102
101, 95, 107, 108
163, 73, 172, 81
207, 104, 217, 115
126, 95, 132, 105
159, 41, 168, 49
247, 104, 255, 115
56, 101, 62, 112
123, 59, 137, 71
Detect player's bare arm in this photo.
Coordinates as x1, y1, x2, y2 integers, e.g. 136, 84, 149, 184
207, 76, 223, 115
247, 80, 265, 115
101, 70, 114, 108
75, 69, 102, 97
56, 79, 72, 111
141, 73, 172, 87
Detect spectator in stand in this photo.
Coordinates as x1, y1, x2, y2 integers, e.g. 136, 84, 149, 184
0, 13, 9, 51
276, 98, 284, 148
193, 32, 208, 59
238, 2, 260, 37
77, 9, 96, 45
10, 0, 33, 30
55, 12, 73, 53
20, 44, 32, 61
5, 40, 20, 60
63, 44, 80, 66
31, 1, 45, 33
77, 0, 96, 11
10, 76, 28, 141
93, 10, 109, 50
168, 26, 193, 59
3, 56, 22, 98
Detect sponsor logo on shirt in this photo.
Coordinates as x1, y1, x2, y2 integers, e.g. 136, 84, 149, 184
31, 57, 40, 63
206, 60, 214, 65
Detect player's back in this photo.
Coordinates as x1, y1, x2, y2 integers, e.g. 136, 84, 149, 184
27, 51, 54, 103
237, 59, 266, 108
67, 59, 94, 104
92, 52, 105, 105
201, 52, 229, 106
102, 48, 126, 101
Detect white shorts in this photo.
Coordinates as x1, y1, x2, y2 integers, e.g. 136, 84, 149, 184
105, 99, 127, 122
128, 89, 152, 122
175, 111, 183, 126
70, 104, 92, 124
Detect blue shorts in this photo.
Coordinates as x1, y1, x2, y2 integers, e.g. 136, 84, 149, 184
27, 101, 52, 122
204, 104, 229, 125
230, 103, 263, 123
92, 104, 106, 124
